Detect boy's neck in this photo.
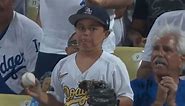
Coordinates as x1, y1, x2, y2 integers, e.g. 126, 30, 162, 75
78, 49, 103, 58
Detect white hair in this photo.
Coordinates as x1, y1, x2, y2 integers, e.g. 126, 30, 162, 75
152, 25, 185, 55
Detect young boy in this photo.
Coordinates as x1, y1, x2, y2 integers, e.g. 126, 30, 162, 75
25, 5, 133, 106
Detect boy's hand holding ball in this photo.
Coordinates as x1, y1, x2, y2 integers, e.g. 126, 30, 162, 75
21, 72, 36, 88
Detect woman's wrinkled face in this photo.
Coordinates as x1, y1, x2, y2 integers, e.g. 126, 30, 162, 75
151, 34, 182, 81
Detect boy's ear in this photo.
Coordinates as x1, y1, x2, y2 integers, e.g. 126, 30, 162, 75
65, 47, 69, 55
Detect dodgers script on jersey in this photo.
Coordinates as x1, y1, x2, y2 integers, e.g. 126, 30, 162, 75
49, 52, 133, 106
0, 11, 42, 94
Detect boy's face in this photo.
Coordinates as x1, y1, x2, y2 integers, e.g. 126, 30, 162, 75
0, 0, 12, 11
75, 18, 108, 51
0, 0, 13, 18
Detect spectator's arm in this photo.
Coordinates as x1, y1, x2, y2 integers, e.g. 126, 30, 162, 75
86, 0, 133, 8
131, 19, 146, 36
114, 8, 127, 19
128, 0, 147, 38
127, 28, 145, 47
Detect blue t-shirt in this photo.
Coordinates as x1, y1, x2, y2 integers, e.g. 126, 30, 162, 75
131, 77, 185, 106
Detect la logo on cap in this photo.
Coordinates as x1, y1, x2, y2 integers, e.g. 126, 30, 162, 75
106, 20, 109, 25
84, 7, 92, 14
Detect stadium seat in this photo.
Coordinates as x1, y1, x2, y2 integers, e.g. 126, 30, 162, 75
0, 94, 31, 106
113, 47, 144, 80
27, 0, 39, 21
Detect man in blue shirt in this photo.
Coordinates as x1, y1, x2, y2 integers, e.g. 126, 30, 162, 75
131, 25, 185, 106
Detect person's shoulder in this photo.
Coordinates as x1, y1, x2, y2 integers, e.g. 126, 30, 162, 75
131, 76, 155, 88
177, 79, 185, 98
15, 12, 39, 26
15, 11, 42, 33
53, 54, 73, 72
57, 53, 75, 65
101, 51, 123, 64
14, 11, 42, 40
179, 79, 185, 85
157, 10, 185, 21
131, 78, 147, 85
53, 54, 75, 76
152, 10, 185, 30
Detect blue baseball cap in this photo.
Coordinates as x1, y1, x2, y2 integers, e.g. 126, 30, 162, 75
69, 5, 110, 30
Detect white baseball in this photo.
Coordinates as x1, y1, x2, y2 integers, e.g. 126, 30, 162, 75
21, 72, 36, 87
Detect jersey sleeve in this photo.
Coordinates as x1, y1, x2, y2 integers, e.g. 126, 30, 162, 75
49, 61, 64, 103
21, 20, 43, 72
111, 58, 134, 100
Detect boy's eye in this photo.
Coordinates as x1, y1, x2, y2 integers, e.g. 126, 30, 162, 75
76, 24, 101, 32
89, 27, 97, 31
78, 26, 85, 31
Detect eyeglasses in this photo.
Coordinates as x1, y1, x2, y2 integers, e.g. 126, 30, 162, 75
68, 40, 78, 47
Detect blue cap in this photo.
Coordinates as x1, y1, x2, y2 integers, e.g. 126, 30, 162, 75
69, 5, 110, 30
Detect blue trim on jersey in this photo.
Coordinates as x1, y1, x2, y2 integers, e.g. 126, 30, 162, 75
0, 79, 16, 94
0, 25, 9, 40
0, 65, 26, 94
80, 0, 86, 6
3, 66, 26, 81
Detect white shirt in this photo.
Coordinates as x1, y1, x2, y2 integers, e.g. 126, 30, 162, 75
142, 10, 185, 62
50, 51, 133, 105
0, 11, 42, 93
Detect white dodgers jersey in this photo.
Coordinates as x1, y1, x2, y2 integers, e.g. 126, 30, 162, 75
0, 11, 42, 94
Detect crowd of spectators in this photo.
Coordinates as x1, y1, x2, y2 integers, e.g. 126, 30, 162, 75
1, 0, 185, 106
